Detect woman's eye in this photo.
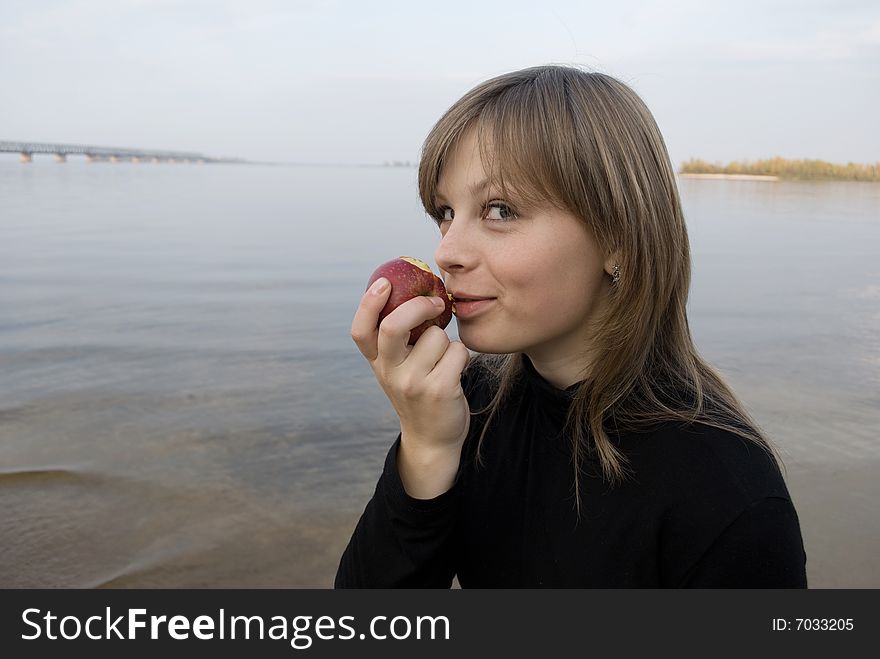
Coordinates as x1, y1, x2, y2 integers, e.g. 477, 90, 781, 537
434, 206, 454, 223
484, 201, 516, 221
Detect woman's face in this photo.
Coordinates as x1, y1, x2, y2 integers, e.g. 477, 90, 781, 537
433, 129, 613, 369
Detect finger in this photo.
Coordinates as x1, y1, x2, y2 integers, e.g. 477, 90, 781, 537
405, 324, 451, 378
350, 277, 392, 361
377, 295, 447, 368
426, 340, 471, 389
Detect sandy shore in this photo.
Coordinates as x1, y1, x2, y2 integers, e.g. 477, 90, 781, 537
783, 461, 879, 588
0, 464, 873, 588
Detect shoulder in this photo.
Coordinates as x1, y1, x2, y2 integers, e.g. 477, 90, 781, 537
623, 419, 791, 504
626, 422, 805, 586
677, 495, 808, 587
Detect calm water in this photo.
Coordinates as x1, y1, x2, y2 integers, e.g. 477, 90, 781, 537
1, 160, 878, 587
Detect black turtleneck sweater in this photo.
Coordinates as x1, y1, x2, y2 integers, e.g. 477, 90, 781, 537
335, 356, 808, 588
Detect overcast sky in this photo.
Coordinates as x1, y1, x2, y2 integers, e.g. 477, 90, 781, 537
1, 0, 877, 166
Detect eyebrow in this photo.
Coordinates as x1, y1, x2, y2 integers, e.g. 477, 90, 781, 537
435, 178, 491, 203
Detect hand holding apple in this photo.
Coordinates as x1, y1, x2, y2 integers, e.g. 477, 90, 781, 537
365, 256, 453, 345
352, 255, 471, 498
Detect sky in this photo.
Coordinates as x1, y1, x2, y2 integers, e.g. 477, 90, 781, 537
1, 0, 878, 166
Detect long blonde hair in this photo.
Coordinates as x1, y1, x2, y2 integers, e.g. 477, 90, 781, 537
417, 65, 784, 517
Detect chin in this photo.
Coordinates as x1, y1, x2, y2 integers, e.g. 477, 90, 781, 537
457, 326, 520, 355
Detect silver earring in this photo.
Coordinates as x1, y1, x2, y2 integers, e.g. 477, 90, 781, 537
611, 263, 621, 284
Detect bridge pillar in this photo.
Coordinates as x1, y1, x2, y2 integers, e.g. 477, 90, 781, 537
20, 152, 32, 163
54, 154, 67, 163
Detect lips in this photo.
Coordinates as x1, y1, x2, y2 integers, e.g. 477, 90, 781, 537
449, 291, 495, 302
449, 292, 497, 319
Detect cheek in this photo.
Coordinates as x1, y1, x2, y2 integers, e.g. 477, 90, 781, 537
525, 279, 588, 321
511, 269, 582, 322
503, 248, 601, 322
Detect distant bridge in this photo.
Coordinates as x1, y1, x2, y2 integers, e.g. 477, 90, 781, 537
0, 140, 242, 164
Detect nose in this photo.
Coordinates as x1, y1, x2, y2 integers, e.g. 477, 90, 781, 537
434, 218, 479, 277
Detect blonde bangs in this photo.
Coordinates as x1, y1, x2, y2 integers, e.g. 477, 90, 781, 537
418, 71, 582, 221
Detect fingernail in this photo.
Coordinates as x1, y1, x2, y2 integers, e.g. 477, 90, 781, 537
431, 297, 444, 308
371, 278, 389, 295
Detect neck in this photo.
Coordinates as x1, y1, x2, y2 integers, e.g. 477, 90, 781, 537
525, 282, 611, 390
524, 350, 591, 390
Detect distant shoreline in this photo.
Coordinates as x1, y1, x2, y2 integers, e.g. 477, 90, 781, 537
679, 173, 779, 181
679, 157, 880, 182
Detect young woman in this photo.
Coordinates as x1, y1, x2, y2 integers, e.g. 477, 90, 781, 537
336, 65, 808, 588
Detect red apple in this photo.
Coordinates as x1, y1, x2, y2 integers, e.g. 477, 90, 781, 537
366, 256, 453, 345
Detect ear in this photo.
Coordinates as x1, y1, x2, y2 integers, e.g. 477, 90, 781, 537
604, 251, 621, 277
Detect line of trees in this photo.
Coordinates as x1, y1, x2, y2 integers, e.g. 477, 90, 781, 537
680, 157, 880, 182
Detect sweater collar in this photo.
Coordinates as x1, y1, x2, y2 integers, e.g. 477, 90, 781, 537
520, 354, 606, 463
520, 354, 584, 405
